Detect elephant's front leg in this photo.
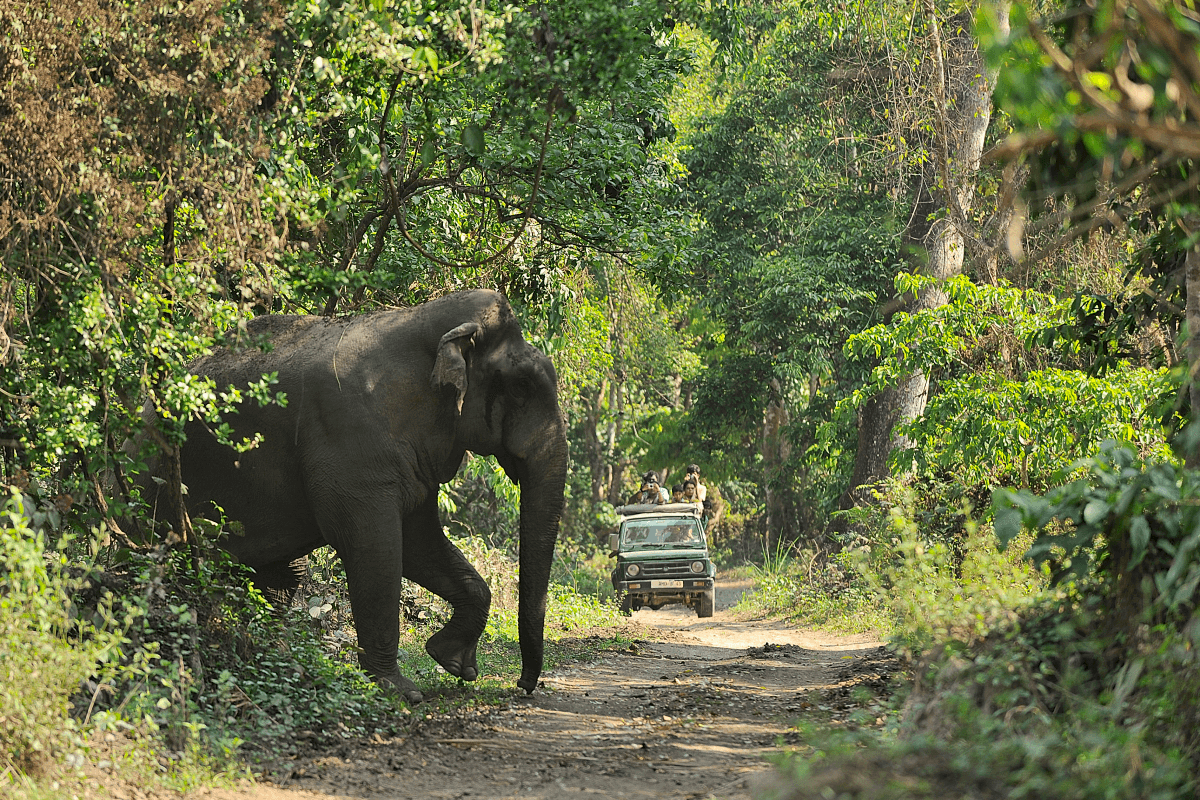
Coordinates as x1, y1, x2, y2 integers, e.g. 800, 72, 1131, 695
403, 495, 491, 681
338, 525, 426, 704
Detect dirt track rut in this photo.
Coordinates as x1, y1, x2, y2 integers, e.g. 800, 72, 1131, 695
198, 580, 885, 800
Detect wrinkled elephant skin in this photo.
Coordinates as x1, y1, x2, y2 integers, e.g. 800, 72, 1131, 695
135, 291, 567, 703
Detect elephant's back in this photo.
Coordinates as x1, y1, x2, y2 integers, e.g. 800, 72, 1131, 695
191, 315, 347, 382
190, 290, 514, 387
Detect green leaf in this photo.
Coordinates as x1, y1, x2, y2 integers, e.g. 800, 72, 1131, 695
420, 138, 437, 168
992, 491, 1024, 548
1083, 71, 1112, 91
1129, 514, 1150, 566
419, 46, 439, 73
1083, 498, 1110, 525
461, 123, 485, 157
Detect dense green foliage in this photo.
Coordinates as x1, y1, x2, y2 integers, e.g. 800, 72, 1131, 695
842, 274, 1174, 490
0, 494, 125, 777
680, 10, 908, 540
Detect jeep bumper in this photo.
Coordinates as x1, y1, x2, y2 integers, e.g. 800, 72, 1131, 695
615, 577, 714, 594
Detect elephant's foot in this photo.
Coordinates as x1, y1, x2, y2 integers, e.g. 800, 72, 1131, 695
383, 675, 425, 705
364, 665, 425, 704
425, 627, 479, 681
517, 673, 540, 694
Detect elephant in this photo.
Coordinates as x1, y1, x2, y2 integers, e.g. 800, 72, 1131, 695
132, 290, 567, 703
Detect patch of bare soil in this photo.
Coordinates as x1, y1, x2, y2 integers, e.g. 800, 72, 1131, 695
192, 578, 891, 800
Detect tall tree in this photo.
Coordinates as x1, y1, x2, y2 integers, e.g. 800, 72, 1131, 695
0, 0, 287, 543
274, 0, 692, 315
845, 2, 1011, 502
681, 8, 906, 544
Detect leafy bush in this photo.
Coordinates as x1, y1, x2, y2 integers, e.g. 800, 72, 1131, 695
867, 488, 1048, 656
994, 441, 1200, 631
767, 701, 1194, 799
0, 492, 124, 778
766, 445, 1200, 798
104, 541, 407, 760
842, 275, 1173, 492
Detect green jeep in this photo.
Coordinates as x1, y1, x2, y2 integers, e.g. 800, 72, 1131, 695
609, 503, 716, 618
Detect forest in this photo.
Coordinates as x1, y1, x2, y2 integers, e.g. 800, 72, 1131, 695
3, 0, 1200, 796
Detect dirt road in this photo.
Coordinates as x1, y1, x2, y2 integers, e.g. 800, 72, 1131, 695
201, 580, 887, 800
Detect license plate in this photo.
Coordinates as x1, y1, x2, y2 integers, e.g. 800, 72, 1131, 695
650, 579, 684, 588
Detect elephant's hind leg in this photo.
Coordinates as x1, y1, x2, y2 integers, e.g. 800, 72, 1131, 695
403, 496, 490, 682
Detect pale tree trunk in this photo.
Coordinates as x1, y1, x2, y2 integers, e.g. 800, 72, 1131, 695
581, 384, 607, 504
980, 162, 1029, 285
762, 379, 792, 548
605, 378, 628, 506
1187, 227, 1200, 469
845, 2, 1010, 499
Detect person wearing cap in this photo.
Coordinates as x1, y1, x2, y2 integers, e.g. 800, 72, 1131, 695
627, 470, 667, 505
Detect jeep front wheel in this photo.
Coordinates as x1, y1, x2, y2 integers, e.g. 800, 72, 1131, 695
619, 592, 634, 616
697, 588, 714, 618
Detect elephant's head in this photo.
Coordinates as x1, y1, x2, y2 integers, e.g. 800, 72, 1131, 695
429, 292, 568, 692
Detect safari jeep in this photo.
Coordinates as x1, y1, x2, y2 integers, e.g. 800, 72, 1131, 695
609, 503, 716, 618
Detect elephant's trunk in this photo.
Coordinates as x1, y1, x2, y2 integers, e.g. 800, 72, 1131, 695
515, 430, 568, 693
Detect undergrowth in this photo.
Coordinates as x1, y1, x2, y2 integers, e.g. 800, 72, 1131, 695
0, 493, 125, 780
729, 530, 891, 634
764, 445, 1200, 799
1, 495, 629, 795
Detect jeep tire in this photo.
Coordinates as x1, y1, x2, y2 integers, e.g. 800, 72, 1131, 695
697, 588, 715, 618
619, 592, 634, 616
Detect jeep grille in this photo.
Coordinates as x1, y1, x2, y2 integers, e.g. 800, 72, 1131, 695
637, 560, 697, 578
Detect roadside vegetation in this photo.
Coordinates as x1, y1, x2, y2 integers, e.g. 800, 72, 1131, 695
4, 0, 1200, 797
0, 489, 634, 798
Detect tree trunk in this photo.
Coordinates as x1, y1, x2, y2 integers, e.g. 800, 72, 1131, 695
844, 389, 902, 507
1187, 230, 1200, 469
844, 3, 1010, 500
763, 379, 791, 547
582, 385, 605, 504
605, 378, 627, 505
162, 442, 193, 546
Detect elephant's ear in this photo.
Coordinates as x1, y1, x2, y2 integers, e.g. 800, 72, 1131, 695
431, 322, 481, 414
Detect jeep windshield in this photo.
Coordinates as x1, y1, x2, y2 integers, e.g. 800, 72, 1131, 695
621, 518, 704, 550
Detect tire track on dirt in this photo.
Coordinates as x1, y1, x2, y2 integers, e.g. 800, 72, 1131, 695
199, 579, 886, 800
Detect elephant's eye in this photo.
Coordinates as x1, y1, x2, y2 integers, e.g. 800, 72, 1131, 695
508, 374, 535, 401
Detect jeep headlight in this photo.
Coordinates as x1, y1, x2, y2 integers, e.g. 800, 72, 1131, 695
626, 563, 641, 577
691, 561, 705, 573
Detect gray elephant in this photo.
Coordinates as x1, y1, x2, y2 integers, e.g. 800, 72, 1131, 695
134, 290, 567, 703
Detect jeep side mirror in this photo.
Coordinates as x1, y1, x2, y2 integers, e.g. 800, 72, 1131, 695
608, 533, 619, 554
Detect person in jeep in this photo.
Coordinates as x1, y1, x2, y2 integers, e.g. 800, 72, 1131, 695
664, 522, 700, 543
627, 470, 668, 505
